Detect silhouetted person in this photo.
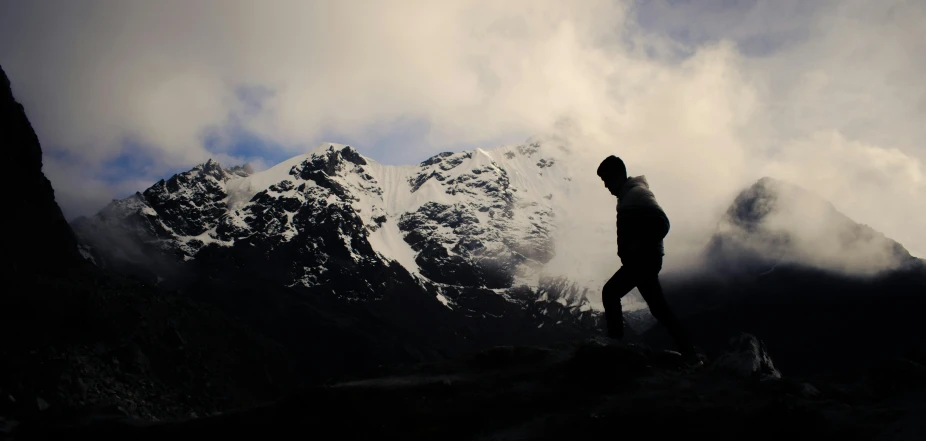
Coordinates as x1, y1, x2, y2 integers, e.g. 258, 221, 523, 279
597, 155, 698, 361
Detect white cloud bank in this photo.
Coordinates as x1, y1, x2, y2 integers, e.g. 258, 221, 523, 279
0, 0, 923, 261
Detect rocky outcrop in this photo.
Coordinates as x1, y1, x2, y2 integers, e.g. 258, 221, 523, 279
143, 159, 243, 238
1, 64, 81, 273
708, 332, 781, 380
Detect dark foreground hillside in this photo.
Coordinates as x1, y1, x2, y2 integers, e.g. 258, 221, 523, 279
0, 265, 299, 424
14, 335, 926, 440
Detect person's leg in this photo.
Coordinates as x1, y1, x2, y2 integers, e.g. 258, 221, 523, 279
634, 259, 696, 356
601, 266, 637, 339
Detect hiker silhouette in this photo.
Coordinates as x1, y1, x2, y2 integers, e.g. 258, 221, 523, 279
597, 155, 698, 359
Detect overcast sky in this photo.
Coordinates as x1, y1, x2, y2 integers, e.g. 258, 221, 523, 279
1, 0, 924, 258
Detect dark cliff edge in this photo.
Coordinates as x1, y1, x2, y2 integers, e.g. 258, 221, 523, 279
0, 65, 81, 273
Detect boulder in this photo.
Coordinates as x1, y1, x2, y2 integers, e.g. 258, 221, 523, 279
708, 333, 781, 380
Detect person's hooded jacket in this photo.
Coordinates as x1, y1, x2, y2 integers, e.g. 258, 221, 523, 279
615, 175, 670, 258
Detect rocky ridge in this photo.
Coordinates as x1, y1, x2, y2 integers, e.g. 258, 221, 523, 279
73, 138, 598, 338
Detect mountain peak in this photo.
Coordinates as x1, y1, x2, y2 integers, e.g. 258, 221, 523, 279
310, 142, 355, 154
724, 176, 814, 230
180, 158, 255, 182
709, 176, 915, 275
199, 158, 224, 177
225, 163, 254, 177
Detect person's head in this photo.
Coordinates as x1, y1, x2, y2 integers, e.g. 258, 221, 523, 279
597, 155, 627, 196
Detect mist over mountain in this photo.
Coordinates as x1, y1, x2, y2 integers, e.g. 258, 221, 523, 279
706, 176, 920, 276
646, 178, 926, 376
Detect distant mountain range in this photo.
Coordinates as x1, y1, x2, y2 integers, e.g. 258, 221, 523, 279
72, 139, 589, 290
70, 137, 926, 375
73, 139, 923, 300
71, 140, 606, 376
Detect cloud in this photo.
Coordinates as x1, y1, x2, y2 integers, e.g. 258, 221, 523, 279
760, 131, 926, 261
42, 153, 157, 222
0, 0, 924, 263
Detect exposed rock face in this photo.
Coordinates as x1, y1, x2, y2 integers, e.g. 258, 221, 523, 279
144, 159, 238, 238
398, 148, 556, 288
0, 65, 80, 273
73, 140, 573, 290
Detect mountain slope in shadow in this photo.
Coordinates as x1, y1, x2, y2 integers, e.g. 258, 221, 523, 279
647, 177, 926, 376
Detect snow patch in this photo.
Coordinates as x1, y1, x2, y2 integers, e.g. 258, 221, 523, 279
367, 216, 422, 276
78, 245, 97, 265
435, 293, 453, 309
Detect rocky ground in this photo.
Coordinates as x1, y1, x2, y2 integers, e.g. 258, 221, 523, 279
0, 264, 300, 435
9, 334, 926, 440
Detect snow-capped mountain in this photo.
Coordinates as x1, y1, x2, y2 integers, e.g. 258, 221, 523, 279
73, 137, 601, 341
73, 138, 925, 356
